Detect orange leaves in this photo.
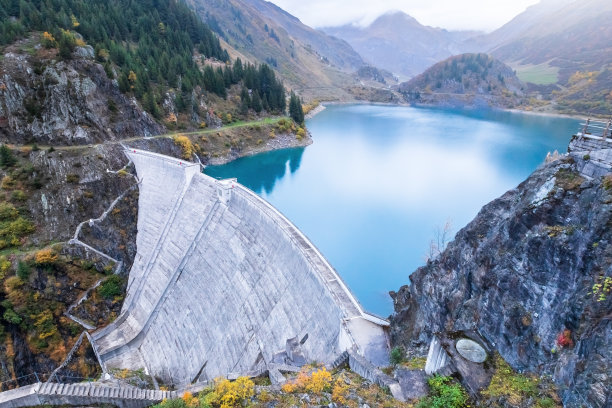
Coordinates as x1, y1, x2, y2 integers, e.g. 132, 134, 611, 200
281, 367, 332, 395
35, 248, 58, 265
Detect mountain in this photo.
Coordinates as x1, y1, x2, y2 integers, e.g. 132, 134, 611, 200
474, 0, 612, 115
184, 0, 369, 101
467, 0, 575, 52
398, 53, 525, 109
240, 0, 364, 71
322, 11, 482, 79
485, 0, 612, 79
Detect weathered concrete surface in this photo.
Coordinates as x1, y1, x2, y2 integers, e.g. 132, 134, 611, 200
92, 149, 389, 386
455, 339, 487, 363
0, 382, 173, 408
568, 134, 612, 179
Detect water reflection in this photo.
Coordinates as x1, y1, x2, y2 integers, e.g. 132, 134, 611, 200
205, 105, 578, 315
205, 147, 305, 194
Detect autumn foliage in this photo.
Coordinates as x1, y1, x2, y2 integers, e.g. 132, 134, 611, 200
281, 367, 332, 394
556, 329, 573, 348
35, 248, 58, 265
173, 135, 194, 160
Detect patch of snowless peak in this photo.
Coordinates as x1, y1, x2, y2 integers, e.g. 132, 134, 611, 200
91, 149, 389, 386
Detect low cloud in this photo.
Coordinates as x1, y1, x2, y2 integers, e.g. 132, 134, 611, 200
269, 0, 540, 31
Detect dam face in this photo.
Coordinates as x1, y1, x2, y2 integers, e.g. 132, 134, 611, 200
92, 149, 389, 385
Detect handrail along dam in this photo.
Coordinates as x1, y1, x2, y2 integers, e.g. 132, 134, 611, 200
91, 148, 390, 385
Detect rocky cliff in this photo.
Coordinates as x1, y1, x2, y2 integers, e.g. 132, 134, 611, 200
0, 38, 163, 146
390, 152, 611, 407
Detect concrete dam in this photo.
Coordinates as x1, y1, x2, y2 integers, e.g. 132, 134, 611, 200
91, 148, 390, 386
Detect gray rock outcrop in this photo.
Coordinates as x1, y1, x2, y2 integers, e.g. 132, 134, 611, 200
390, 148, 612, 407
0, 49, 163, 146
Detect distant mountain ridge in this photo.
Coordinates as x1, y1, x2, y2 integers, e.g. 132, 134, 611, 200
184, 0, 368, 100
399, 53, 525, 109
475, 0, 612, 114
241, 0, 364, 71
322, 11, 482, 79
483, 0, 612, 78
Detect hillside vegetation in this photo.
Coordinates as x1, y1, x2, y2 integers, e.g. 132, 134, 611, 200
399, 53, 525, 109
480, 0, 612, 115
184, 0, 367, 101
0, 0, 298, 140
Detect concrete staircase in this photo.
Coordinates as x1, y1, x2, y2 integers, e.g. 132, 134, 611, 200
0, 381, 177, 408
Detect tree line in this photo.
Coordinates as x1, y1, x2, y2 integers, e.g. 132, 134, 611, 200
0, 0, 303, 122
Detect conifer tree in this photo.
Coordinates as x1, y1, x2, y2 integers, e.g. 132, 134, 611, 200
289, 91, 304, 124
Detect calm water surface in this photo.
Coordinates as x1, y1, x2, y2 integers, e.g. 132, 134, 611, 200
205, 105, 578, 316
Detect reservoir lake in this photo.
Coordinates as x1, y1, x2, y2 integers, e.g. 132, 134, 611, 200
205, 105, 579, 316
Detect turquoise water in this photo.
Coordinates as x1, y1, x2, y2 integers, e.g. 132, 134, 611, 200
205, 105, 579, 316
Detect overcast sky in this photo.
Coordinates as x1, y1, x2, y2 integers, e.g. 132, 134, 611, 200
268, 0, 541, 31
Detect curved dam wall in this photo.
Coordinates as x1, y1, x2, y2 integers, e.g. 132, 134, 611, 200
92, 149, 388, 385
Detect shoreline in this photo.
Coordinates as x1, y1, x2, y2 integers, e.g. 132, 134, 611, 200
204, 131, 313, 166
307, 99, 589, 122
210, 100, 588, 167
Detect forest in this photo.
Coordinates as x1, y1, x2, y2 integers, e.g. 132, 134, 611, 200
0, 0, 287, 118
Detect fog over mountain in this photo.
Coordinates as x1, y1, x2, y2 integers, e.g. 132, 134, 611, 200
322, 11, 481, 79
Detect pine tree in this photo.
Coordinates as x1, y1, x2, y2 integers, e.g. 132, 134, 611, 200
289, 91, 304, 124
0, 145, 17, 168
252, 91, 262, 113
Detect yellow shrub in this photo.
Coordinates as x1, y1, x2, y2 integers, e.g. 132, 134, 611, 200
42, 31, 56, 48
296, 127, 306, 140
0, 256, 11, 279
33, 310, 58, 340
257, 389, 272, 402
173, 135, 194, 160
166, 113, 178, 124
201, 376, 255, 408
4, 276, 23, 292
2, 176, 15, 189
281, 367, 332, 395
332, 380, 349, 405
182, 392, 198, 407
306, 368, 332, 394
35, 248, 58, 265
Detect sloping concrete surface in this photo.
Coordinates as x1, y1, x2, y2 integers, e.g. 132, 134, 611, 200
91, 149, 389, 386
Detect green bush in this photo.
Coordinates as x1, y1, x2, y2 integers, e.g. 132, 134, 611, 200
16, 261, 31, 280
417, 375, 468, 408
3, 308, 22, 325
98, 275, 123, 299
0, 203, 18, 221
389, 346, 404, 365
11, 190, 27, 201
0, 145, 17, 168
153, 399, 188, 408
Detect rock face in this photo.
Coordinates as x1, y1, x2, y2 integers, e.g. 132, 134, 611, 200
92, 149, 390, 385
0, 44, 163, 146
390, 153, 612, 407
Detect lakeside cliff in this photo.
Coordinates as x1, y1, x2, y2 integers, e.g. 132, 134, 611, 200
390, 148, 611, 407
